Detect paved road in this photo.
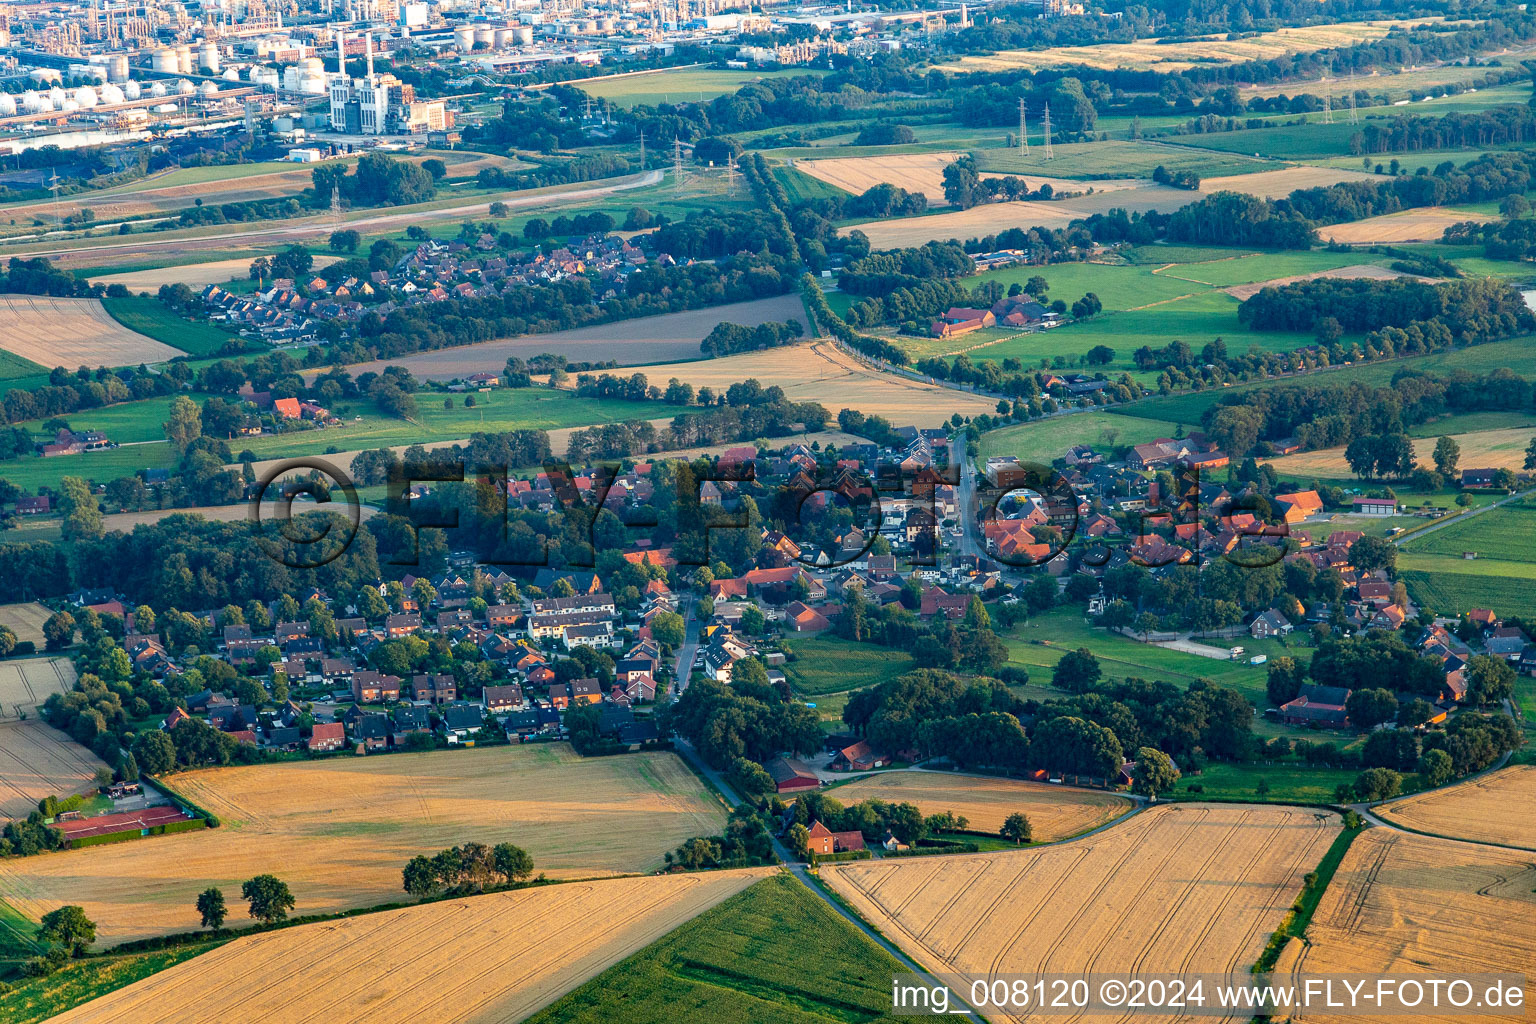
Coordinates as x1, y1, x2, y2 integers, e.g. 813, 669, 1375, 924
1392, 487, 1536, 547
16, 170, 665, 263
673, 593, 701, 698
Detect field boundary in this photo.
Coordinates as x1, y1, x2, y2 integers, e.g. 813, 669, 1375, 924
1251, 822, 1362, 973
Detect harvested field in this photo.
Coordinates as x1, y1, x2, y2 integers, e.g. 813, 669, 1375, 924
941, 19, 1439, 73
1320, 206, 1494, 244
826, 771, 1131, 840
332, 293, 811, 381
1198, 166, 1377, 199
0, 744, 725, 943
0, 720, 105, 820
823, 803, 1339, 1020
1265, 425, 1536, 477
794, 152, 1119, 206
88, 255, 339, 293
0, 602, 54, 648
847, 186, 1194, 248
0, 656, 78, 719
617, 340, 997, 426
1223, 263, 1431, 301
1281, 827, 1536, 1024
0, 296, 180, 367
51, 870, 770, 1024
1376, 765, 1536, 849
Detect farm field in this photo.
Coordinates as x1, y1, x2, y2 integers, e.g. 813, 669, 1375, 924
797, 151, 1139, 204
0, 296, 179, 369
1198, 165, 1377, 198
0, 744, 726, 943
571, 66, 817, 107
846, 185, 1195, 248
332, 292, 811, 380
823, 803, 1340, 999
617, 340, 998, 426
1265, 425, 1536, 478
530, 872, 947, 1024
1222, 263, 1425, 301
48, 870, 771, 1024
1282, 827, 1536, 1024
782, 636, 916, 696
0, 657, 78, 720
973, 141, 1276, 179
0, 720, 104, 820
1398, 564, 1536, 621
1376, 765, 1536, 849
1400, 495, 1536, 563
978, 412, 1183, 463
0, 602, 53, 648
825, 771, 1131, 839
1136, 247, 1386, 287
1319, 206, 1495, 244
0, 945, 213, 1024
88, 255, 338, 293
940, 19, 1432, 73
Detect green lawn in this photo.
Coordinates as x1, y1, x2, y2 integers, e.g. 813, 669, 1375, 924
1168, 761, 1374, 804
976, 261, 1199, 312
101, 297, 251, 359
1153, 250, 1384, 288
14, 391, 216, 445
978, 411, 1181, 462
1406, 411, 1536, 438
772, 165, 851, 204
1400, 497, 1536, 563
783, 636, 916, 696
526, 873, 948, 1024
572, 67, 820, 108
0, 945, 216, 1023
972, 140, 1278, 179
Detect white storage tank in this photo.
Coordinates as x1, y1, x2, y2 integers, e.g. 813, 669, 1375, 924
222, 68, 240, 82
107, 54, 130, 83
176, 45, 194, 74
199, 43, 221, 74
0, 95, 15, 117
124, 80, 142, 99
299, 56, 325, 74
62, 99, 80, 112
454, 26, 474, 52
494, 28, 516, 47
512, 25, 533, 44
296, 70, 327, 94
19, 92, 42, 113
151, 48, 179, 74
99, 84, 125, 105
176, 79, 196, 96
74, 86, 99, 108
148, 81, 168, 97
197, 81, 219, 97
474, 27, 495, 46
48, 86, 66, 107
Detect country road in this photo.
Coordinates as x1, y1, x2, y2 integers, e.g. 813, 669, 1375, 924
10, 169, 664, 264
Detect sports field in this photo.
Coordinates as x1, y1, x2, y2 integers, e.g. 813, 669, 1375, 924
0, 720, 105, 820
618, 340, 998, 426
1377, 765, 1536, 850
1282, 827, 1536, 1023
823, 803, 1339, 989
0, 744, 726, 943
0, 656, 78, 720
0, 297, 180, 369
826, 771, 1131, 839
48, 870, 771, 1023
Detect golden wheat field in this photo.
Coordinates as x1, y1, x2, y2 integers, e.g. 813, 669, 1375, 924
0, 603, 57, 648
1277, 827, 1536, 1024
1264, 425, 1536, 477
88, 255, 341, 293
794, 153, 1109, 206
846, 187, 1189, 248
0, 720, 105, 820
50, 870, 771, 1024
1223, 263, 1427, 301
1320, 206, 1493, 244
1376, 766, 1536, 849
0, 655, 77, 719
0, 744, 725, 943
0, 296, 181, 367
1200, 166, 1377, 199
618, 340, 997, 426
942, 19, 1439, 73
823, 803, 1338, 1022
824, 772, 1131, 840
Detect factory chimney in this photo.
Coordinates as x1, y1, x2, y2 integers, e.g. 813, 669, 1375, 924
365, 31, 374, 80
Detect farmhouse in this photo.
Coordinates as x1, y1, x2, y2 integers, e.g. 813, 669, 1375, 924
930, 306, 996, 337
832, 740, 888, 771
1273, 491, 1324, 523
1278, 684, 1351, 727
1249, 609, 1293, 639
806, 820, 866, 855
765, 756, 820, 793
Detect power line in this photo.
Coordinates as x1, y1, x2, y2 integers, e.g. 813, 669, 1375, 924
1018, 97, 1028, 154
1042, 102, 1053, 159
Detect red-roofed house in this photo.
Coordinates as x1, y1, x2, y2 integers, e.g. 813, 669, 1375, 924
806, 820, 866, 855
272, 397, 302, 420
308, 722, 345, 752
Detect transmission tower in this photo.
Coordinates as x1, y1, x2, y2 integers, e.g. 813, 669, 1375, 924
1322, 87, 1332, 125
637, 127, 646, 168
726, 158, 737, 197
1018, 97, 1028, 154
1349, 84, 1358, 124
672, 137, 685, 193
1042, 103, 1053, 159
330, 185, 343, 229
